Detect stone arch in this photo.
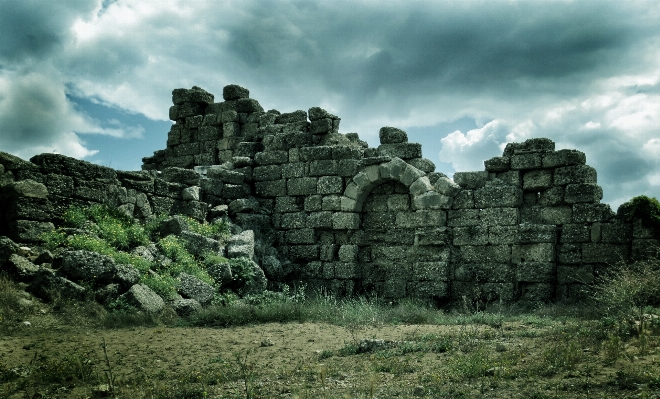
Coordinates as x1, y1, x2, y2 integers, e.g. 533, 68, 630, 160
337, 157, 457, 302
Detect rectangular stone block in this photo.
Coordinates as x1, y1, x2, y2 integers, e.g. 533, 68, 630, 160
484, 156, 510, 172
517, 243, 555, 263
448, 209, 480, 226
223, 122, 240, 137
299, 146, 333, 161
479, 208, 519, 226
557, 243, 582, 264
554, 165, 597, 186
309, 160, 338, 176
414, 227, 450, 246
377, 143, 422, 160
322, 195, 341, 211
482, 282, 515, 302
334, 262, 357, 279
523, 170, 553, 190
8, 220, 54, 243
413, 192, 452, 210
496, 170, 521, 186
287, 245, 319, 261
408, 281, 449, 300
453, 226, 489, 246
564, 183, 603, 203
304, 195, 322, 211
488, 225, 519, 245
332, 146, 364, 160
601, 223, 633, 243
288, 177, 318, 196
222, 183, 250, 199
560, 224, 590, 243
459, 245, 511, 263
519, 224, 556, 243
338, 159, 360, 177
255, 180, 287, 197
454, 263, 514, 282
474, 185, 523, 208
454, 171, 488, 190
274, 196, 303, 213
511, 153, 542, 170
332, 212, 360, 229
412, 261, 449, 281
363, 212, 396, 229
538, 186, 564, 206
253, 165, 282, 181
286, 228, 315, 244
198, 126, 221, 141
395, 210, 446, 228
338, 245, 359, 262
281, 162, 307, 178
517, 262, 555, 283
542, 149, 586, 168
582, 243, 629, 263
254, 150, 288, 165
452, 190, 474, 209
572, 203, 615, 223
307, 211, 333, 229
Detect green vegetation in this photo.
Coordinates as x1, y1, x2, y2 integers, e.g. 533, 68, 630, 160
617, 194, 660, 232
40, 204, 236, 304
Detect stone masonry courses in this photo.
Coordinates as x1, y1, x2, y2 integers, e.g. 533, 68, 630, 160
1, 84, 657, 307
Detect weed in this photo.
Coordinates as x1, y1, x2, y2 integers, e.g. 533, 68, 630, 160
602, 334, 624, 365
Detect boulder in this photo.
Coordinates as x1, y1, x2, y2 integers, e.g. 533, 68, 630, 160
171, 298, 202, 316
113, 264, 141, 290
3, 254, 39, 282
207, 262, 232, 286
158, 215, 190, 236
242, 261, 268, 296
176, 273, 214, 306
0, 236, 18, 263
261, 255, 284, 281
119, 284, 165, 313
179, 231, 221, 257
34, 250, 53, 265
56, 250, 116, 283
3, 179, 48, 199
227, 230, 255, 259
95, 283, 121, 305
29, 269, 87, 302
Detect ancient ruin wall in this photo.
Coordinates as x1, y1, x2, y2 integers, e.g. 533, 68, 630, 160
2, 84, 658, 305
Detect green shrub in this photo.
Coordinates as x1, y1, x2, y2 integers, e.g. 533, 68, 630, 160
617, 195, 660, 233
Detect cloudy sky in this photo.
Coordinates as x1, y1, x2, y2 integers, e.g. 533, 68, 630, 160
1, 0, 659, 209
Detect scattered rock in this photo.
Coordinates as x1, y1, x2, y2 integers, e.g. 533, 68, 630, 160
171, 298, 202, 316
119, 284, 165, 313
176, 273, 214, 306
158, 215, 190, 236
56, 250, 116, 283
207, 262, 232, 286
4, 254, 40, 282
227, 230, 255, 259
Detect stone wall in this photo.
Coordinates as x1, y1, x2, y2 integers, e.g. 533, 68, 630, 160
1, 83, 658, 305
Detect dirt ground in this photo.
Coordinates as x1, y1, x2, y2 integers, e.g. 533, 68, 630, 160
2, 316, 659, 398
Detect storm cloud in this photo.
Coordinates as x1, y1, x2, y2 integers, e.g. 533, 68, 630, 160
0, 0, 659, 207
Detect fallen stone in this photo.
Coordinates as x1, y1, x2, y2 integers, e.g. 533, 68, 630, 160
171, 298, 202, 316
119, 284, 165, 313
56, 250, 116, 283
4, 254, 40, 282
176, 273, 214, 306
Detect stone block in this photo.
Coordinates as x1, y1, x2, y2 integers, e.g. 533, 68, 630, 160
286, 229, 316, 244
363, 212, 396, 229
9, 220, 54, 242
120, 284, 165, 313
484, 156, 510, 172
288, 177, 318, 196
632, 239, 660, 260
235, 98, 264, 113
448, 209, 481, 226
408, 158, 436, 173
564, 183, 603, 203
510, 153, 542, 170
313, 176, 343, 195
274, 196, 302, 213
281, 212, 308, 229
409, 281, 449, 299
433, 177, 461, 197
414, 227, 450, 246
582, 243, 629, 263
505, 138, 555, 155
379, 127, 408, 144
252, 165, 281, 182
340, 196, 357, 212
338, 159, 360, 177
334, 262, 357, 279
488, 225, 519, 245
275, 110, 307, 124
307, 211, 333, 228
538, 186, 564, 206
495, 170, 521, 186
395, 210, 446, 228
453, 171, 488, 190
332, 212, 360, 229
309, 160, 338, 176
453, 226, 489, 246
399, 164, 425, 187
310, 118, 333, 134
255, 180, 287, 197
221, 184, 249, 199
304, 195, 322, 211
378, 157, 407, 180
173, 86, 214, 104
554, 165, 597, 186
523, 170, 553, 190
517, 262, 555, 283
459, 245, 511, 263
223, 84, 249, 101
338, 245, 359, 262
255, 150, 288, 165
412, 261, 449, 281
483, 283, 515, 302
519, 224, 556, 243
572, 203, 615, 223
409, 177, 433, 196
557, 244, 582, 264
518, 243, 555, 262
542, 149, 586, 168
377, 143, 422, 160
288, 245, 320, 261
386, 194, 410, 211
186, 115, 203, 128
281, 162, 307, 178
479, 208, 519, 226
560, 224, 590, 243
322, 195, 341, 211
600, 223, 633, 243
413, 192, 452, 210
299, 146, 333, 161
519, 283, 554, 303
474, 185, 523, 208
454, 263, 513, 282
332, 146, 364, 160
